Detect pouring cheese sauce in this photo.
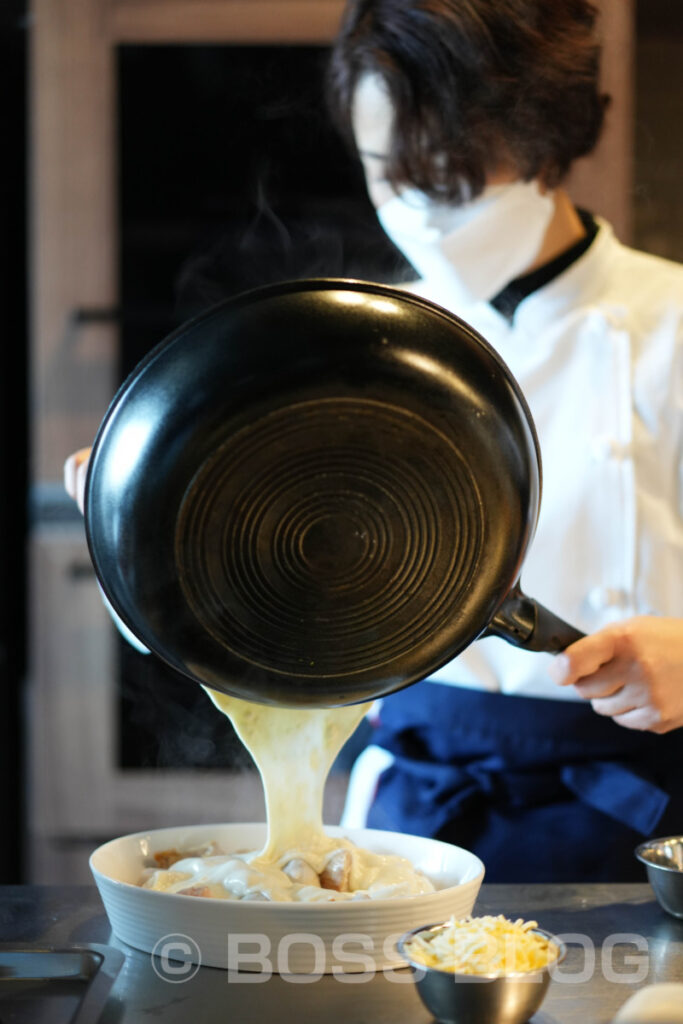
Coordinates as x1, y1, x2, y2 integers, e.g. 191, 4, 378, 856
141, 689, 435, 902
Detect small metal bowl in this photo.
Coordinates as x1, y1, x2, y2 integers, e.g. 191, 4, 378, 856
635, 835, 683, 919
396, 921, 565, 1024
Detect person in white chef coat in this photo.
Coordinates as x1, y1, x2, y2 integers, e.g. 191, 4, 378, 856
65, 0, 683, 881
321, 0, 683, 880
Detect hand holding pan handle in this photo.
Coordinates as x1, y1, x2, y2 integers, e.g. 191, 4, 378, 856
484, 582, 585, 653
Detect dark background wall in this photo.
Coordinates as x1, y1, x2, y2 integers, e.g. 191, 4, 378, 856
0, 0, 27, 882
633, 0, 683, 262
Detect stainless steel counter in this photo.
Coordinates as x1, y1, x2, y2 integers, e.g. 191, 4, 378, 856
0, 883, 681, 1023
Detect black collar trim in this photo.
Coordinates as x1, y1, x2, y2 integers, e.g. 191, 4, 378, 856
490, 208, 599, 321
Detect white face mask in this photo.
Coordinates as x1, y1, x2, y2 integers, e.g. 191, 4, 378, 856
376, 180, 556, 306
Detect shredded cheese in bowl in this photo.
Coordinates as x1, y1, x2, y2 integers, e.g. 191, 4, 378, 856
402, 914, 561, 975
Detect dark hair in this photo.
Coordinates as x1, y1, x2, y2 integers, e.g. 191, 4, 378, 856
327, 0, 610, 203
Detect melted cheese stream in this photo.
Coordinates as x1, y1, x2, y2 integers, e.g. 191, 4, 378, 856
203, 687, 367, 862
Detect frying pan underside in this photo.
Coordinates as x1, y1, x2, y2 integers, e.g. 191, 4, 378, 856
86, 281, 540, 705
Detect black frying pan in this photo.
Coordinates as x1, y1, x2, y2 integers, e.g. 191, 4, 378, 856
85, 278, 583, 707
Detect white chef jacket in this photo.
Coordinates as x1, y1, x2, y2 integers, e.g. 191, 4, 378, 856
399, 217, 683, 700
342, 218, 683, 828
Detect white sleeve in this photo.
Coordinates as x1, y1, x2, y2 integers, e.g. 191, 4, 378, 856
340, 744, 395, 829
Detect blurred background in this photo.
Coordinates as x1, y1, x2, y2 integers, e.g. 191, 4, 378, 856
0, 0, 681, 885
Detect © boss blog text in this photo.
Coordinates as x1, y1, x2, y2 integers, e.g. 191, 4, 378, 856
151, 931, 651, 984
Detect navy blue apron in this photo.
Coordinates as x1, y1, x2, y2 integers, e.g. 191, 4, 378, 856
366, 682, 683, 883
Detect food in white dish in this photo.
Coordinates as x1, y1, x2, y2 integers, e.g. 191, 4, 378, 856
141, 839, 435, 902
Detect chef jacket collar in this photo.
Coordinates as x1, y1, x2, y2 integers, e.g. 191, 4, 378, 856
491, 209, 599, 320
508, 217, 620, 335
398, 217, 621, 349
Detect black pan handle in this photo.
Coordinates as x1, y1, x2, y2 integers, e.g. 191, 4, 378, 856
483, 582, 585, 653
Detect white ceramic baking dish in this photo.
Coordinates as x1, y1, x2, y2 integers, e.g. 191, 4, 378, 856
90, 822, 484, 974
